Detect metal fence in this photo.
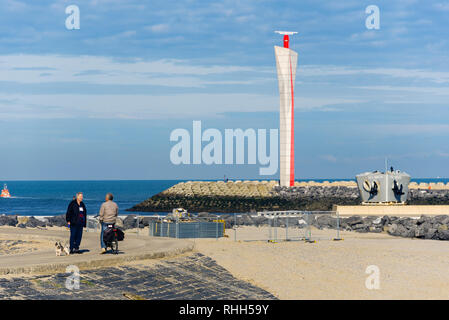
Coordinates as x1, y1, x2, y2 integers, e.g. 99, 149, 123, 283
149, 220, 225, 239
85, 215, 225, 239
84, 211, 343, 243
231, 211, 342, 243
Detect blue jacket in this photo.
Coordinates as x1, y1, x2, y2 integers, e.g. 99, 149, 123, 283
66, 200, 87, 227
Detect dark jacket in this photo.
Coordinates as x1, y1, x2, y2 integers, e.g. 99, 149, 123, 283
66, 200, 87, 227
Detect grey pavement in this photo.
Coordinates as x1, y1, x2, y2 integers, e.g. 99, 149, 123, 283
0, 253, 277, 300
0, 227, 193, 275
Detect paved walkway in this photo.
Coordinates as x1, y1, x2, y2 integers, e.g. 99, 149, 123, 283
0, 253, 276, 300
0, 227, 194, 275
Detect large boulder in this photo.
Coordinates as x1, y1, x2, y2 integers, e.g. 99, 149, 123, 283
0, 215, 18, 226
425, 228, 438, 239
25, 217, 46, 228
46, 215, 67, 227
297, 219, 308, 228
362, 216, 378, 225
123, 215, 137, 229
396, 217, 417, 228
380, 215, 391, 226
314, 215, 338, 229
433, 215, 449, 225
417, 215, 432, 225
252, 216, 269, 227
138, 216, 154, 227
344, 216, 364, 227
437, 230, 449, 241
115, 217, 124, 228
387, 223, 412, 237
241, 214, 254, 226
353, 223, 370, 233
414, 225, 427, 238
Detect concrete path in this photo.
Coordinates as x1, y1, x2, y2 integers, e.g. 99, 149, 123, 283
0, 227, 194, 275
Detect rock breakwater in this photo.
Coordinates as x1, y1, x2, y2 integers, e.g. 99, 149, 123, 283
127, 180, 449, 213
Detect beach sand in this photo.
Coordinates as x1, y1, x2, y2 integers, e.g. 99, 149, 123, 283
193, 226, 449, 299
3, 224, 449, 299
0, 233, 54, 256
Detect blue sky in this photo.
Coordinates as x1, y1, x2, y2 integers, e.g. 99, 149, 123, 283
0, 0, 449, 180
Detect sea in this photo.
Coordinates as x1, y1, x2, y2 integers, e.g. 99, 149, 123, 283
0, 179, 447, 216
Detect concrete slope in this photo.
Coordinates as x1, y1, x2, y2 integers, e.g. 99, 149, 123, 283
0, 227, 194, 275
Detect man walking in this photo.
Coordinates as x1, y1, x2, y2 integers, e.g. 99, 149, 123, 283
99, 193, 119, 254
66, 192, 87, 254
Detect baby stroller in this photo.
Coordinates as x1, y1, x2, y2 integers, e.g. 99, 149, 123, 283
103, 223, 125, 254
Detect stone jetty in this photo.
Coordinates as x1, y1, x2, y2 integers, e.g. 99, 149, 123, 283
127, 180, 449, 213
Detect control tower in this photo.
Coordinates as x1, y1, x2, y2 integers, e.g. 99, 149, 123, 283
274, 31, 298, 187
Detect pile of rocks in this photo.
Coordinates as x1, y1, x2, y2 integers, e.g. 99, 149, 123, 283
186, 212, 449, 241
408, 189, 449, 204
271, 186, 360, 200
312, 214, 449, 240
0, 214, 159, 231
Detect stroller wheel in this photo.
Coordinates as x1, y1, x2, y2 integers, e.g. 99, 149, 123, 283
112, 240, 119, 254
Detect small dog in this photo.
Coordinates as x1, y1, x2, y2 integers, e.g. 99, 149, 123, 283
55, 241, 70, 256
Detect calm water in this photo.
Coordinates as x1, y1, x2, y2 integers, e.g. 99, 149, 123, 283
0, 179, 447, 216
0, 180, 180, 216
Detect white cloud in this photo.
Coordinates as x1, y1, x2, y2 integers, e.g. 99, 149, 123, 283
434, 2, 449, 11
320, 155, 337, 163
145, 24, 170, 33
0, 92, 361, 120
351, 85, 449, 95
299, 65, 449, 83
365, 124, 449, 135
0, 54, 258, 87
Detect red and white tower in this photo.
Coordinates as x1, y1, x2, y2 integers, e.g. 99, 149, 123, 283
275, 31, 298, 187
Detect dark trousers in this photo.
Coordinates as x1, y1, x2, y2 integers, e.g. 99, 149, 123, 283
70, 224, 83, 251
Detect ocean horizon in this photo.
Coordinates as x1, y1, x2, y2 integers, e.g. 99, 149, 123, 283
1, 178, 448, 216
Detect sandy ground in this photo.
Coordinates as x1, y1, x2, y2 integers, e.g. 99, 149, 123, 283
4, 224, 449, 299
193, 226, 449, 300
0, 234, 54, 256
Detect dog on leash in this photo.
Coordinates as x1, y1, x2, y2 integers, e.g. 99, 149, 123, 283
54, 241, 70, 256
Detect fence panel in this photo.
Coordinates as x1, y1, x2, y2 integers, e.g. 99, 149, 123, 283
231, 211, 342, 242
148, 220, 224, 239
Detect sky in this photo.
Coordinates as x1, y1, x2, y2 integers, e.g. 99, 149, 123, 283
0, 0, 448, 180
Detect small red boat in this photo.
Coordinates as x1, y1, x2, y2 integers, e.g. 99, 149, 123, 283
1, 184, 11, 198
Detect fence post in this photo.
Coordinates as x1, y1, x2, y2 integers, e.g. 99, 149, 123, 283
286, 216, 289, 241
273, 217, 278, 242
216, 217, 218, 241
269, 217, 272, 241
160, 217, 163, 238
234, 213, 237, 242
136, 216, 139, 236
336, 210, 341, 240
306, 212, 312, 241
